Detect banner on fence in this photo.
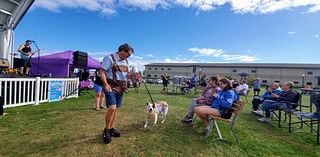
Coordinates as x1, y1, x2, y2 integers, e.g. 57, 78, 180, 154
49, 80, 64, 102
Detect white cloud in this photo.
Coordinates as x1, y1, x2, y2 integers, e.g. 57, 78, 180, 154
146, 54, 155, 57
288, 31, 296, 35
188, 47, 259, 62
118, 0, 170, 10
222, 54, 260, 62
33, 0, 320, 15
307, 4, 320, 13
132, 55, 144, 60
315, 34, 320, 38
188, 47, 225, 57
163, 58, 199, 63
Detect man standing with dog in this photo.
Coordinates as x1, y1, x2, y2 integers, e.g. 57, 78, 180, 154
99, 43, 134, 144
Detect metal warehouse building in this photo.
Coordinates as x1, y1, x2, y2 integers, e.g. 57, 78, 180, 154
144, 63, 320, 87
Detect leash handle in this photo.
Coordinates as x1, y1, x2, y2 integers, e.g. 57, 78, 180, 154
143, 81, 155, 106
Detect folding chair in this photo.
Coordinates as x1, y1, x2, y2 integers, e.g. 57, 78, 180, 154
271, 92, 304, 130
206, 100, 245, 144
292, 94, 320, 145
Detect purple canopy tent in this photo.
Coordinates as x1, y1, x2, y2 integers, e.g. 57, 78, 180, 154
30, 50, 100, 77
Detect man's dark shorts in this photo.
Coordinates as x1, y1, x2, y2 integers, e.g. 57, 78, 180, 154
105, 91, 123, 108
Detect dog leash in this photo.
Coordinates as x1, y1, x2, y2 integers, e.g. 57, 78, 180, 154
143, 81, 156, 107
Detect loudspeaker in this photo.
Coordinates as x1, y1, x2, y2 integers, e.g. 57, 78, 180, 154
73, 51, 88, 68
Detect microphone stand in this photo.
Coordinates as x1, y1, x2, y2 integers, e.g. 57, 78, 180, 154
32, 41, 41, 76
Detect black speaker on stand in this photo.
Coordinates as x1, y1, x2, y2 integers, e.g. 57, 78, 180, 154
73, 51, 88, 95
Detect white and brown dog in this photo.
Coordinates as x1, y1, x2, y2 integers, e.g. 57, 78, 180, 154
144, 101, 169, 128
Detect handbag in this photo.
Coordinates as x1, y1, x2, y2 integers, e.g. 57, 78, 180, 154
221, 108, 233, 119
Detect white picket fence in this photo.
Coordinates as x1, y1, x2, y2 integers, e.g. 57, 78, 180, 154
0, 77, 79, 108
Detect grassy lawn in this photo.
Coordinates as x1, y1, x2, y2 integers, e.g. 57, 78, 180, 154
0, 84, 319, 157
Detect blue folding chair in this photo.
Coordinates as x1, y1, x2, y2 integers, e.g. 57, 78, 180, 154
292, 94, 320, 145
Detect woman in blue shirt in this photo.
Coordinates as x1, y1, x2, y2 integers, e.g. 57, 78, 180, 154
194, 78, 236, 127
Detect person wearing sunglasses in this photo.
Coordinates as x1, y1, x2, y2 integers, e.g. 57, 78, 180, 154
99, 43, 134, 144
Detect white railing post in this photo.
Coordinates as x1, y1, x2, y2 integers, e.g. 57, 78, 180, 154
76, 77, 79, 98
34, 77, 41, 105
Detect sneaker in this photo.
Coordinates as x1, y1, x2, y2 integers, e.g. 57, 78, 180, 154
95, 108, 100, 111
100, 106, 106, 109
252, 110, 264, 117
110, 128, 121, 137
103, 128, 112, 144
181, 118, 193, 124
258, 117, 271, 123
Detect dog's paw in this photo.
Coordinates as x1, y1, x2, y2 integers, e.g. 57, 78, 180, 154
144, 124, 147, 128
161, 120, 165, 124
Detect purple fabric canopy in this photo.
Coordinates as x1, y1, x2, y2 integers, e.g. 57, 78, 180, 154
30, 50, 100, 77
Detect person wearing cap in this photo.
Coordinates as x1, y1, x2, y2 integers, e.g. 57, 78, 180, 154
99, 43, 134, 144
253, 78, 261, 96
18, 40, 33, 76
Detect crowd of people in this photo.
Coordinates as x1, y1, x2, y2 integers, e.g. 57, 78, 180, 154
75, 43, 304, 145
180, 77, 249, 126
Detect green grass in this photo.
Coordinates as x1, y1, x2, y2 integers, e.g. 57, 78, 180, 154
0, 84, 319, 157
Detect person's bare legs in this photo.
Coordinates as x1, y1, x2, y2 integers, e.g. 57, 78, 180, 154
105, 105, 117, 129
195, 106, 221, 127
20, 67, 24, 75
109, 109, 117, 128
99, 94, 105, 108
95, 93, 102, 109
26, 67, 30, 75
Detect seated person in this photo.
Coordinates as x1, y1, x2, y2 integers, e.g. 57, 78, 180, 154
235, 79, 249, 96
251, 83, 282, 116
194, 78, 237, 130
258, 81, 297, 123
181, 79, 191, 94
181, 76, 220, 124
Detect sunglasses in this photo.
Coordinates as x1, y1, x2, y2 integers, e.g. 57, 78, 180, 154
124, 50, 131, 57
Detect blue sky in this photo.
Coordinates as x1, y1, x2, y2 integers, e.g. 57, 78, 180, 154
14, 0, 320, 70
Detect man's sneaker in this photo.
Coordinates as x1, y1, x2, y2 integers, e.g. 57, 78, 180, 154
251, 110, 264, 117
110, 128, 121, 137
103, 128, 112, 144
258, 117, 271, 123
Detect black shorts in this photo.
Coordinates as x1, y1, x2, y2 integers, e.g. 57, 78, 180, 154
163, 83, 168, 87
23, 59, 32, 68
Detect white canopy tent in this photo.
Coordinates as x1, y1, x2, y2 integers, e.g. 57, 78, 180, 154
0, 0, 34, 68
